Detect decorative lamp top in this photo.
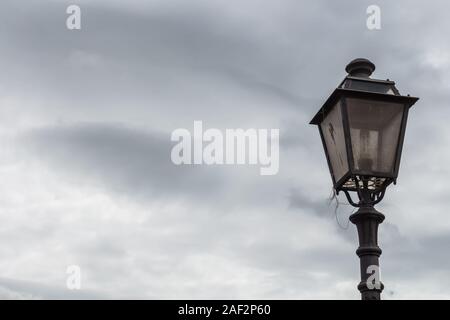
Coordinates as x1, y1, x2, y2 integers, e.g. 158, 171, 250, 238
345, 58, 376, 78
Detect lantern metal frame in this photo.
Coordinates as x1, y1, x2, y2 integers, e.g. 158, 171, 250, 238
310, 76, 418, 207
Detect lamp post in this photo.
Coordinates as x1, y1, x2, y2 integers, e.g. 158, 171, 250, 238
309, 58, 419, 300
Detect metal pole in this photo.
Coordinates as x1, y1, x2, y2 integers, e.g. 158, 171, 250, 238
349, 204, 385, 300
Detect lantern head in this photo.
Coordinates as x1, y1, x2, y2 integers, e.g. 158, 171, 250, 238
310, 58, 418, 198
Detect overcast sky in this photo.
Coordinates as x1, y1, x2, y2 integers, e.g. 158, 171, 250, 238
1, 0, 450, 299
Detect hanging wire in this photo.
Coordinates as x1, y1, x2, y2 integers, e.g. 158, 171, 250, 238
328, 187, 356, 230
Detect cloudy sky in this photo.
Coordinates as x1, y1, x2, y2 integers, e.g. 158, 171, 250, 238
0, 0, 449, 299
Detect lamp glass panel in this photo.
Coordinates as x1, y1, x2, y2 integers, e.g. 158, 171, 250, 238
346, 98, 404, 175
320, 100, 349, 182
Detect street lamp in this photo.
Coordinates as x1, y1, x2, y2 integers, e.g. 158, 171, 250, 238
309, 58, 419, 300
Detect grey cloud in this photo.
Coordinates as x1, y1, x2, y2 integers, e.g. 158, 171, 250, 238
0, 277, 104, 300
1, 0, 450, 299
20, 123, 228, 202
